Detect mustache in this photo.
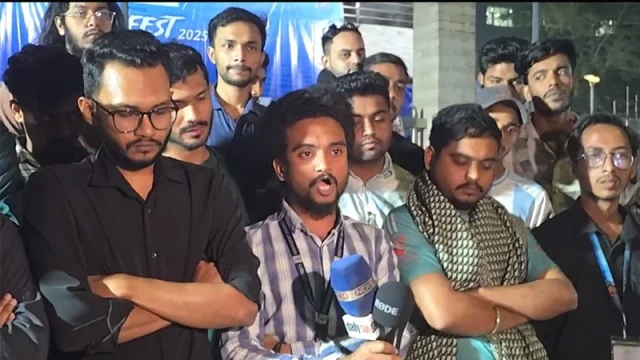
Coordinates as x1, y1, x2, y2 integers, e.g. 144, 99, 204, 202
598, 176, 620, 184
84, 29, 104, 38
544, 88, 566, 99
179, 120, 209, 134
125, 138, 163, 150
360, 136, 381, 146
455, 182, 484, 193
227, 64, 251, 72
309, 173, 337, 188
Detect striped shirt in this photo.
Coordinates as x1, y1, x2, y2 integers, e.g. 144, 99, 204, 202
220, 201, 400, 359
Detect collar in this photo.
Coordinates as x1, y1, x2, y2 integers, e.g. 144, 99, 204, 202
212, 86, 257, 114
89, 146, 187, 188
571, 198, 640, 240
277, 200, 344, 237
348, 153, 395, 183
16, 144, 40, 169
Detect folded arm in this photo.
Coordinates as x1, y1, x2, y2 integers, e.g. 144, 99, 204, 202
473, 267, 577, 321
411, 273, 529, 336
21, 171, 134, 354
0, 215, 49, 360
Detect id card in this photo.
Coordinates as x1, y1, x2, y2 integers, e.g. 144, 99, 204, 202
612, 336, 640, 360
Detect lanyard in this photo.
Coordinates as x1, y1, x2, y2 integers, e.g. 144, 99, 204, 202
589, 232, 632, 338
278, 216, 345, 341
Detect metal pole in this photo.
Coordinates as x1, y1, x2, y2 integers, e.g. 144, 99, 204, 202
590, 84, 595, 114
626, 86, 630, 118
635, 94, 638, 119
614, 100, 617, 115
531, 2, 540, 43
120, 2, 129, 28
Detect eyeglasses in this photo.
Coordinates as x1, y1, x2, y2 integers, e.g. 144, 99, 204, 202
62, 8, 115, 24
92, 100, 178, 134
579, 150, 635, 170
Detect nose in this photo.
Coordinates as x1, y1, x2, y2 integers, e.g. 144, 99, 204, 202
232, 46, 246, 63
85, 12, 97, 28
548, 72, 559, 88
602, 153, 615, 173
466, 162, 480, 182
135, 113, 155, 137
313, 151, 330, 173
181, 104, 199, 123
362, 118, 374, 137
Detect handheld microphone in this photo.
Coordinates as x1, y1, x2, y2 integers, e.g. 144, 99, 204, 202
372, 281, 414, 350
330, 254, 379, 340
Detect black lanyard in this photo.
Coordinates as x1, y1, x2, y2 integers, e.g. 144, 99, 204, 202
590, 232, 632, 338
277, 216, 345, 341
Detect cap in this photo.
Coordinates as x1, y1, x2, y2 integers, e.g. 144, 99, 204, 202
476, 85, 529, 124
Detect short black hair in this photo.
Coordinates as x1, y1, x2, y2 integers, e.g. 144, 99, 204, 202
261, 85, 354, 163
82, 29, 171, 98
567, 113, 640, 162
207, 7, 267, 51
322, 22, 362, 55
363, 52, 409, 78
333, 71, 390, 109
478, 36, 529, 74
37, 2, 126, 49
429, 103, 502, 155
516, 38, 577, 85
262, 53, 270, 70
163, 42, 209, 85
4, 44, 83, 113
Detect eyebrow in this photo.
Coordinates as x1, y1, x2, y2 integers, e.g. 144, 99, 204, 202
291, 141, 347, 152
354, 110, 388, 118
449, 152, 497, 162
584, 145, 631, 152
109, 100, 173, 110
172, 89, 208, 102
532, 65, 570, 76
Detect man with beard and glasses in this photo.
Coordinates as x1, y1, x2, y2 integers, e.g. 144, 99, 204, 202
21, 29, 260, 360
383, 103, 577, 360
205, 7, 267, 147
335, 71, 414, 228
162, 42, 249, 225
509, 38, 580, 213
532, 114, 640, 360
221, 86, 402, 360
1, 44, 89, 223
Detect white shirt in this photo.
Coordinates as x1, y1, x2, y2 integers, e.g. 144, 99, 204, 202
339, 153, 415, 228
489, 169, 554, 229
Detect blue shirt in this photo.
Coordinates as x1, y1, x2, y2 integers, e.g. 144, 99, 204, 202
383, 205, 557, 360
207, 89, 262, 147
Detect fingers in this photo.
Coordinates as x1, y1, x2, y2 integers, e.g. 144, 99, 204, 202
0, 294, 17, 326
362, 340, 398, 355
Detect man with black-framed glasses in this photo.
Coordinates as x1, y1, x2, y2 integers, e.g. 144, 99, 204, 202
21, 29, 261, 360
532, 113, 640, 360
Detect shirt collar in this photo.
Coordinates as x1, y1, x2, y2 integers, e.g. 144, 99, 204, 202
348, 152, 395, 183
17, 144, 40, 169
212, 86, 257, 114
89, 146, 187, 189
571, 198, 640, 240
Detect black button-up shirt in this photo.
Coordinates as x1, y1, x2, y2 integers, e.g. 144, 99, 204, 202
21, 149, 261, 360
0, 214, 49, 360
532, 200, 640, 360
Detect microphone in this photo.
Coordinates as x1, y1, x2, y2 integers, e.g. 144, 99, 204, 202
330, 254, 380, 340
372, 281, 414, 350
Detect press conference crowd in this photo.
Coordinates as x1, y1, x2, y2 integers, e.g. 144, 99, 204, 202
1, 2, 638, 360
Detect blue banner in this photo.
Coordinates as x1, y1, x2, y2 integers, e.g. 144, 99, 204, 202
0, 2, 344, 100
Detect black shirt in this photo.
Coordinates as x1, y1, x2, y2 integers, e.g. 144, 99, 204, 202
532, 200, 640, 360
0, 214, 49, 360
21, 149, 261, 360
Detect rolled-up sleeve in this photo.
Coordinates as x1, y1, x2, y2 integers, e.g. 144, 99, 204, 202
21, 169, 134, 355
206, 170, 261, 305
0, 215, 48, 360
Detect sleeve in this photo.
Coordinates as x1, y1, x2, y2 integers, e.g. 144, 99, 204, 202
0, 215, 49, 360
525, 229, 559, 282
21, 170, 134, 355
373, 228, 400, 285
206, 170, 261, 306
0, 124, 24, 221
527, 189, 554, 228
382, 207, 444, 285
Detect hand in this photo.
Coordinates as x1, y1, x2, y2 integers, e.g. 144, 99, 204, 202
0, 294, 17, 327
88, 274, 128, 299
263, 335, 292, 354
345, 340, 400, 360
193, 261, 223, 283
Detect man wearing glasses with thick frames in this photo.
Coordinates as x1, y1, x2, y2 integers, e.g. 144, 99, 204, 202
533, 113, 640, 360
21, 30, 261, 360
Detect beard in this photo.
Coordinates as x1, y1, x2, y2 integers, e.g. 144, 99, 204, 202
99, 124, 169, 171
219, 64, 255, 88
168, 119, 211, 151
283, 171, 346, 220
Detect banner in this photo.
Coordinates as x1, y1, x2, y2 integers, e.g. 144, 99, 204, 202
0, 2, 344, 100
